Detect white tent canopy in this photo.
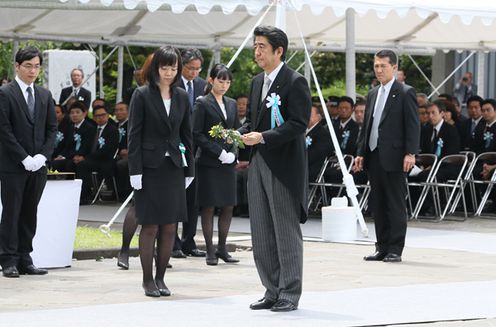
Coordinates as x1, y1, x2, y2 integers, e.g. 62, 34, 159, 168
1, 0, 496, 52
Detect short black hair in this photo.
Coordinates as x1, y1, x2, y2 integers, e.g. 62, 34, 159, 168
338, 96, 355, 108
482, 98, 496, 110
236, 94, 248, 100
438, 93, 453, 102
93, 105, 108, 114
69, 101, 88, 113
253, 25, 288, 61
375, 49, 397, 66
181, 48, 204, 65
430, 100, 447, 112
205, 63, 233, 95
467, 95, 484, 107
15, 47, 43, 65
147, 46, 182, 91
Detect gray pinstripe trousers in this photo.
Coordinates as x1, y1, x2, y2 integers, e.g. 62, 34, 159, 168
247, 152, 303, 305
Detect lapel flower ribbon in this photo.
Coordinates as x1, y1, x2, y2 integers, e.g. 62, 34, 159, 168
98, 136, 105, 149
435, 138, 444, 158
74, 133, 81, 151
119, 127, 126, 143
340, 130, 350, 150
55, 131, 64, 147
179, 143, 188, 167
484, 131, 493, 149
265, 92, 284, 129
305, 135, 313, 148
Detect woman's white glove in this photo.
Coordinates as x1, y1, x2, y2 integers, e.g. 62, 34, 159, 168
218, 149, 235, 164
130, 174, 143, 190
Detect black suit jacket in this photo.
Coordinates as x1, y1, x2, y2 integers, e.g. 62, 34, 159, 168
420, 121, 460, 157
0, 81, 57, 173
60, 120, 97, 159
336, 119, 359, 156
128, 85, 194, 177
239, 64, 312, 221
193, 93, 241, 168
461, 118, 486, 152
357, 80, 420, 171
87, 124, 119, 161
307, 121, 332, 182
59, 86, 91, 109
177, 77, 207, 109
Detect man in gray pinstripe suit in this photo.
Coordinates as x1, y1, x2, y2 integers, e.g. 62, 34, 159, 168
240, 25, 311, 312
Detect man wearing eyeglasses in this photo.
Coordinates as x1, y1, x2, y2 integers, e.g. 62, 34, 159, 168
171, 48, 208, 259
0, 47, 57, 278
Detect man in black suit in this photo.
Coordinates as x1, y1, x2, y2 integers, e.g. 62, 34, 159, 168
307, 104, 332, 182
240, 25, 311, 312
354, 49, 419, 263
171, 48, 208, 258
0, 47, 57, 278
59, 68, 92, 110
75, 106, 119, 204
114, 102, 132, 199
460, 95, 485, 152
51, 101, 97, 175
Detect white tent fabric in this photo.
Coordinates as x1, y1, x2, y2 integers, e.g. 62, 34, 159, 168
1, 0, 496, 51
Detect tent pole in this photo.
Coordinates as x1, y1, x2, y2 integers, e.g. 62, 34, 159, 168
275, 0, 286, 31
428, 51, 475, 99
12, 39, 19, 78
117, 45, 124, 103
345, 8, 356, 100
99, 45, 104, 99
304, 44, 311, 86
477, 51, 486, 98
407, 54, 439, 96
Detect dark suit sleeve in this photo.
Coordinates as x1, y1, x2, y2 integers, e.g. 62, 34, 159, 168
445, 124, 461, 156
238, 81, 254, 135
82, 88, 91, 109
127, 89, 145, 175
89, 126, 119, 160
261, 75, 311, 149
40, 91, 57, 159
59, 88, 67, 105
0, 89, 29, 162
192, 98, 224, 158
180, 96, 194, 177
404, 87, 420, 155
308, 127, 332, 166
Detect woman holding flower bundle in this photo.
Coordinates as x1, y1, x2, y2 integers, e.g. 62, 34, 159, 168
192, 63, 240, 265
127, 46, 194, 297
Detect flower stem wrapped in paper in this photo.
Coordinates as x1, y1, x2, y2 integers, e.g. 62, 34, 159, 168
208, 123, 245, 152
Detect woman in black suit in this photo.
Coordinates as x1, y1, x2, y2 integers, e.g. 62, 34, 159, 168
128, 46, 194, 297
193, 64, 240, 265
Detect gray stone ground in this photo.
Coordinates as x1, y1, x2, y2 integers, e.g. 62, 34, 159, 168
1, 203, 496, 326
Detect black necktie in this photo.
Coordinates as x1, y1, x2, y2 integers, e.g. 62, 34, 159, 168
187, 80, 194, 109
26, 86, 35, 119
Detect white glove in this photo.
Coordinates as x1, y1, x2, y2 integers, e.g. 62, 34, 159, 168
185, 177, 194, 189
32, 154, 47, 171
21, 156, 37, 172
130, 174, 143, 190
218, 150, 235, 164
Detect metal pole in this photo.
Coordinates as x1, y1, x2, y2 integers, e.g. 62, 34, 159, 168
477, 51, 486, 98
275, 0, 286, 31
99, 45, 104, 99
345, 8, 356, 100
12, 39, 19, 78
116, 45, 124, 103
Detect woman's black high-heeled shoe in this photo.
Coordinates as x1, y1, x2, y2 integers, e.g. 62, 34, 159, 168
206, 255, 218, 266
142, 282, 160, 297
215, 250, 240, 263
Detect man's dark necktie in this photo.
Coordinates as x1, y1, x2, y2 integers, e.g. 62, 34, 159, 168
26, 86, 35, 120
187, 80, 194, 109
431, 128, 438, 152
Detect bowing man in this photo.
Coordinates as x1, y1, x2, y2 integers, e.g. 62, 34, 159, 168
0, 47, 57, 277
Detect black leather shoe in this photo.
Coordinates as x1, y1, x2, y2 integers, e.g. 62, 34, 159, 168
167, 263, 173, 269
206, 255, 218, 266
184, 248, 206, 257
171, 249, 187, 259
2, 266, 20, 278
249, 297, 276, 310
215, 250, 240, 263
363, 251, 387, 261
383, 253, 402, 262
117, 252, 129, 270
270, 299, 297, 312
18, 265, 47, 275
